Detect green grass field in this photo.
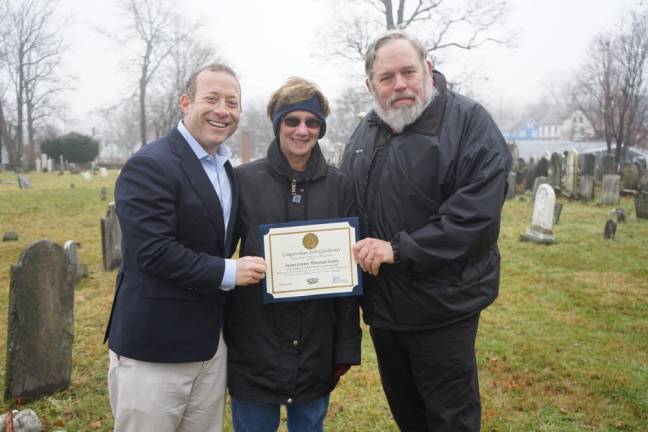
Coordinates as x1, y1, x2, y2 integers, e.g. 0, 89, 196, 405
0, 171, 646, 431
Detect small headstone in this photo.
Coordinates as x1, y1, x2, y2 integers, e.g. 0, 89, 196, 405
64, 240, 87, 283
99, 187, 107, 201
101, 202, 122, 271
81, 171, 92, 181
579, 175, 595, 202
532, 176, 547, 202
507, 172, 516, 200
5, 240, 74, 401
99, 167, 108, 178
69, 183, 75, 189
604, 219, 617, 240
46, 158, 53, 173
17, 175, 31, 189
553, 202, 563, 225
69, 163, 79, 175
0, 409, 43, 432
520, 184, 557, 244
638, 173, 648, 193
599, 175, 621, 205
34, 158, 42, 173
581, 153, 596, 177
635, 192, 648, 219
3, 231, 18, 242
58, 155, 64, 175
609, 208, 627, 223
526, 157, 536, 191
40, 154, 47, 171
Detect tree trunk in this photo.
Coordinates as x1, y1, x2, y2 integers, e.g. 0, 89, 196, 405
140, 77, 147, 147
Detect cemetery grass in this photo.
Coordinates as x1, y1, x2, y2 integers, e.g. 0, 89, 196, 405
0, 172, 646, 432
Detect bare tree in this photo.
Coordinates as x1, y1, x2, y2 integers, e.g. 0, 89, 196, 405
111, 0, 192, 148
573, 10, 648, 162
148, 36, 220, 139
1, 0, 66, 167
327, 84, 373, 145
321, 0, 512, 62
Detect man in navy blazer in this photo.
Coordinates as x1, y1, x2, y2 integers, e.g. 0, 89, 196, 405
105, 64, 266, 432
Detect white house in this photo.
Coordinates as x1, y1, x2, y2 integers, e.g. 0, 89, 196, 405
561, 110, 595, 141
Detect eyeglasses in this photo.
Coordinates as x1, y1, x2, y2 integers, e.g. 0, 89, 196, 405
283, 116, 322, 129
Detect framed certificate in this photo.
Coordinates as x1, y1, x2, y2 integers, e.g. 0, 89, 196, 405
259, 217, 362, 303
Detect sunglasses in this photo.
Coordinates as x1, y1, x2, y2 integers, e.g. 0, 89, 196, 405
283, 116, 322, 129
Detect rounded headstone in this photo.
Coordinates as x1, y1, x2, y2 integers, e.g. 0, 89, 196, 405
3, 231, 19, 242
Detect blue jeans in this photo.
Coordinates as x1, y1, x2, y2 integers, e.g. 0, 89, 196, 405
231, 394, 330, 432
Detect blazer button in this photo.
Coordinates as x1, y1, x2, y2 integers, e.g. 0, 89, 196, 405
287, 398, 293, 404
292, 339, 299, 346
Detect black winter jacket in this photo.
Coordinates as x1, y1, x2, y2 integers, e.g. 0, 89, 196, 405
340, 71, 512, 330
225, 140, 361, 405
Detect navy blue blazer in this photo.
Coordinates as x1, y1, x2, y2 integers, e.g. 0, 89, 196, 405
104, 128, 238, 362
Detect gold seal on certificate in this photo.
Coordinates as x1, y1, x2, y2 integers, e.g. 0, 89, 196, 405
260, 218, 362, 302
302, 233, 319, 249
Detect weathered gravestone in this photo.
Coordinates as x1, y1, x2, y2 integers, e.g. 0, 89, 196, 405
3, 232, 18, 242
526, 157, 536, 191
58, 155, 64, 175
579, 175, 595, 201
99, 167, 108, 178
520, 184, 557, 244
601, 154, 616, 176
507, 172, 516, 200
46, 158, 53, 173
34, 158, 41, 173
548, 152, 562, 188
599, 175, 621, 205
535, 157, 549, 178
64, 240, 87, 283
635, 192, 648, 219
563, 148, 579, 198
81, 171, 92, 181
581, 153, 596, 176
40, 154, 47, 172
17, 175, 31, 189
609, 208, 627, 223
620, 163, 640, 190
5, 240, 74, 402
553, 201, 563, 225
99, 187, 107, 201
532, 176, 547, 202
101, 202, 122, 271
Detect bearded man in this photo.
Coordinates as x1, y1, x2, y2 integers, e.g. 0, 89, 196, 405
340, 30, 511, 431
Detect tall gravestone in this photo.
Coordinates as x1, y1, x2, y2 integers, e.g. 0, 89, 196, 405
47, 158, 53, 173
35, 158, 42, 173
520, 184, 557, 244
507, 172, 516, 200
563, 148, 579, 198
5, 240, 74, 401
547, 153, 562, 188
581, 153, 596, 176
526, 157, 536, 191
599, 175, 621, 205
636, 192, 648, 219
620, 163, 639, 190
508, 143, 520, 173
101, 202, 122, 271
17, 175, 31, 189
535, 157, 549, 178
601, 154, 616, 176
579, 175, 595, 201
58, 155, 64, 175
532, 176, 547, 202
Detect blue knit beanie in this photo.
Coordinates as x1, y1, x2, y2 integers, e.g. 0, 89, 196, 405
271, 95, 327, 139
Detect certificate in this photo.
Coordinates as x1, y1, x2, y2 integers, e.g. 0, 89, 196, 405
259, 217, 362, 303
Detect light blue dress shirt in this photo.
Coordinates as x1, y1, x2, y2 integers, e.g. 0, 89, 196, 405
177, 121, 236, 291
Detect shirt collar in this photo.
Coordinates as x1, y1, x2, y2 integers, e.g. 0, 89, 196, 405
177, 120, 232, 163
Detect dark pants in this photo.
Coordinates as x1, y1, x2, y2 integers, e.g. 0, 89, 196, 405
370, 314, 481, 432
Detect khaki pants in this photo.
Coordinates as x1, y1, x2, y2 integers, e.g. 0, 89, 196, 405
108, 332, 227, 432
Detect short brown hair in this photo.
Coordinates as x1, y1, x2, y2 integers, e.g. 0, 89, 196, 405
267, 77, 330, 119
184, 63, 241, 101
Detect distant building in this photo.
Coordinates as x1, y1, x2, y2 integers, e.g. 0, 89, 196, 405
560, 110, 595, 141
515, 119, 539, 140
538, 113, 563, 140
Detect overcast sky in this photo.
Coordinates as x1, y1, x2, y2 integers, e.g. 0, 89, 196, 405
54, 0, 645, 133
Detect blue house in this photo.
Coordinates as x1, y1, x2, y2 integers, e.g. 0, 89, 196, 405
515, 119, 539, 140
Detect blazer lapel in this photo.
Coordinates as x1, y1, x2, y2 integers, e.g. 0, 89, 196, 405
224, 160, 237, 255
169, 130, 226, 245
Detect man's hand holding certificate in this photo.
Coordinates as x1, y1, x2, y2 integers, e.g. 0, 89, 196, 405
259, 217, 362, 302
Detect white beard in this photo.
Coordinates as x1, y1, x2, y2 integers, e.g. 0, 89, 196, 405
371, 74, 437, 133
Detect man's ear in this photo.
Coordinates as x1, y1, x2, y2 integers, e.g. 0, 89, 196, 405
365, 78, 373, 94
179, 94, 190, 114
426, 59, 433, 75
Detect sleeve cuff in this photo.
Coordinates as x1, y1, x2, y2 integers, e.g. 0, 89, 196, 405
220, 259, 236, 291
